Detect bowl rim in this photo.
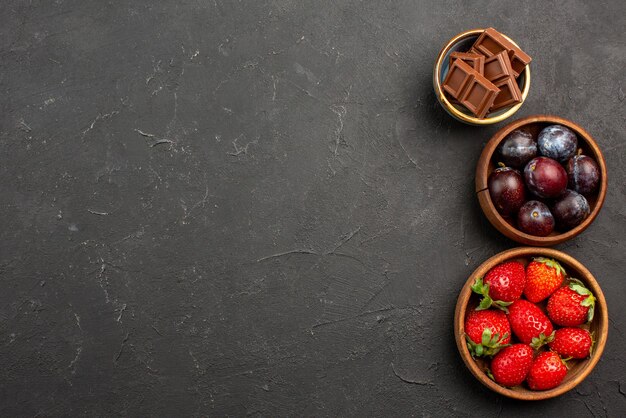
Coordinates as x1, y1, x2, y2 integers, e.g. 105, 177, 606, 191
433, 28, 531, 125
454, 247, 608, 401
475, 115, 608, 246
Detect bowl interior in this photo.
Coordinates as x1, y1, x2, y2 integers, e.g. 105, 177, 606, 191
478, 117, 606, 245
439, 35, 527, 120
467, 258, 599, 390
456, 248, 608, 400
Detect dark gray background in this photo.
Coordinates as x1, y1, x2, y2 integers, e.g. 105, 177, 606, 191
1, 0, 625, 416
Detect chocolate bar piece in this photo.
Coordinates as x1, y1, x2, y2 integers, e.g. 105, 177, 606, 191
491, 77, 523, 111
458, 72, 499, 118
472, 28, 531, 77
483, 51, 514, 83
443, 58, 499, 118
450, 51, 485, 74
442, 59, 475, 99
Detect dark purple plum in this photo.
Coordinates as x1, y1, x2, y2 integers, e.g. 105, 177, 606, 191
497, 129, 537, 168
517, 200, 555, 237
524, 157, 568, 199
488, 166, 526, 216
537, 125, 578, 162
566, 154, 600, 195
551, 190, 591, 231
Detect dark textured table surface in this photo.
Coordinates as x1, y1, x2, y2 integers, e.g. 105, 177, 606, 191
1, 1, 625, 416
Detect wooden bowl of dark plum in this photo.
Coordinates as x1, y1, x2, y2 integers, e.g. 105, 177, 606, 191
476, 115, 607, 246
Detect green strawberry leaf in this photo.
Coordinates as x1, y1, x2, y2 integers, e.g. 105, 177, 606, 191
534, 257, 566, 276
465, 335, 477, 356
582, 293, 596, 308
586, 303, 595, 322
530, 331, 555, 350
493, 300, 512, 313
472, 278, 495, 311
470, 278, 513, 312
530, 338, 541, 349
471, 277, 487, 294
476, 295, 493, 311
466, 330, 509, 358
487, 369, 495, 381
567, 280, 596, 322
569, 281, 592, 297
482, 328, 493, 346
466, 335, 486, 358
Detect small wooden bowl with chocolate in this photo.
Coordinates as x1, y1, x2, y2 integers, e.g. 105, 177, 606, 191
433, 28, 531, 125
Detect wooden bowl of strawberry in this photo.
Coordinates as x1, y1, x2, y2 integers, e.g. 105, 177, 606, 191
454, 247, 608, 400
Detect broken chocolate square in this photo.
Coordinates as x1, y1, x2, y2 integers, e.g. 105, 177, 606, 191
450, 51, 485, 74
483, 51, 514, 83
458, 73, 499, 118
491, 77, 523, 111
442, 59, 475, 99
472, 28, 531, 77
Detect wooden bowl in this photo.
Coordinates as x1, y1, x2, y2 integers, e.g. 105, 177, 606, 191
433, 28, 531, 125
476, 115, 607, 246
454, 247, 608, 400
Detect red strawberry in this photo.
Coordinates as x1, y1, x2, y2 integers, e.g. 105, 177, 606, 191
524, 257, 566, 302
508, 299, 554, 346
527, 351, 568, 390
464, 309, 511, 357
548, 328, 593, 359
547, 279, 596, 326
471, 261, 526, 311
490, 344, 534, 387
